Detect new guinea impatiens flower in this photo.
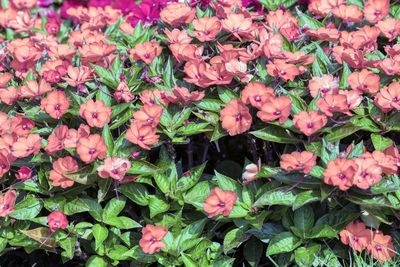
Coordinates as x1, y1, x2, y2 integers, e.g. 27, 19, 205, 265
49, 156, 78, 188
18, 79, 52, 99
114, 81, 134, 103
361, 151, 398, 175
133, 104, 163, 128
40, 90, 70, 119
0, 149, 11, 178
363, 0, 390, 24
97, 157, 131, 181
192, 17, 222, 42
126, 121, 159, 150
266, 59, 301, 81
280, 151, 317, 174
340, 221, 371, 252
47, 211, 68, 232
129, 42, 163, 65
374, 82, 400, 112
376, 18, 400, 41
353, 157, 382, 189
323, 158, 357, 191
242, 159, 261, 184
347, 69, 381, 95
257, 96, 292, 124
164, 86, 205, 105
63, 65, 92, 87
0, 86, 18, 105
44, 125, 68, 155
159, 3, 194, 27
293, 110, 327, 136
76, 134, 107, 163
220, 99, 252, 136
241, 82, 274, 109
0, 190, 16, 217
203, 187, 237, 218
332, 4, 363, 23
139, 225, 168, 254
308, 74, 339, 98
15, 166, 32, 181
316, 94, 350, 117
79, 99, 112, 128
368, 231, 396, 263
11, 134, 41, 158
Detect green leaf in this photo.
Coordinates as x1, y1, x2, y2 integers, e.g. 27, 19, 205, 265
309, 166, 324, 179
92, 64, 118, 89
296, 7, 323, 29
154, 172, 171, 194
86, 256, 108, 267
305, 224, 337, 239
128, 160, 159, 175
244, 237, 263, 267
63, 198, 103, 221
184, 181, 212, 209
163, 57, 176, 88
326, 124, 360, 142
339, 62, 351, 89
176, 163, 206, 192
59, 236, 76, 260
295, 244, 321, 267
266, 232, 301, 256
253, 187, 296, 207
11, 194, 42, 220
102, 124, 114, 156
214, 171, 241, 192
105, 216, 141, 229
195, 99, 222, 112
250, 126, 299, 144
177, 122, 211, 136
294, 206, 314, 233
371, 134, 393, 151
102, 197, 126, 220
120, 183, 149, 206
217, 87, 237, 104
92, 224, 108, 253
148, 195, 170, 218
293, 190, 320, 210
223, 228, 246, 254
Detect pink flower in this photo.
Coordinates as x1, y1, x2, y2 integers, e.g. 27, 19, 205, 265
0, 190, 17, 217
15, 166, 32, 181
47, 211, 68, 232
97, 157, 131, 181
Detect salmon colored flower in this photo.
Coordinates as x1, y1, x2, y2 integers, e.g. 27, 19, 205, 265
44, 125, 68, 155
129, 42, 162, 65
133, 104, 163, 128
203, 187, 237, 218
339, 90, 362, 111
363, 0, 390, 24
40, 91, 70, 119
164, 29, 192, 44
347, 70, 380, 95
306, 28, 341, 43
362, 151, 398, 175
126, 121, 159, 150
241, 82, 274, 109
183, 60, 208, 88
0, 86, 19, 105
18, 80, 52, 99
169, 43, 204, 63
368, 231, 395, 263
222, 13, 253, 40
220, 99, 252, 136
323, 158, 357, 191
353, 158, 382, 189
293, 111, 327, 136
316, 94, 350, 117
76, 134, 107, 163
63, 65, 92, 87
160, 3, 195, 26
257, 96, 292, 124
384, 146, 400, 170
0, 190, 17, 217
266, 60, 301, 81
192, 17, 222, 42
280, 151, 317, 174
377, 18, 400, 41
0, 134, 16, 157
11, 0, 37, 9
140, 89, 170, 106
165, 86, 205, 105
79, 99, 112, 128
308, 75, 339, 98
114, 82, 134, 103
64, 124, 91, 149
374, 82, 400, 112
0, 73, 13, 87
15, 166, 32, 181
9, 116, 35, 137
0, 149, 11, 178
139, 225, 168, 254
97, 157, 131, 181
340, 221, 371, 252
47, 211, 69, 232
242, 160, 261, 184
332, 4, 363, 23
11, 134, 41, 158
49, 156, 79, 188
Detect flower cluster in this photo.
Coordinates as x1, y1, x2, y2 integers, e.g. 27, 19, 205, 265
0, 0, 400, 265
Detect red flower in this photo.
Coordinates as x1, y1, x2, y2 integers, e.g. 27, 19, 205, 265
15, 166, 32, 181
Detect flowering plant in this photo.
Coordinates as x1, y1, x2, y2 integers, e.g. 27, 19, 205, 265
0, 0, 400, 266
